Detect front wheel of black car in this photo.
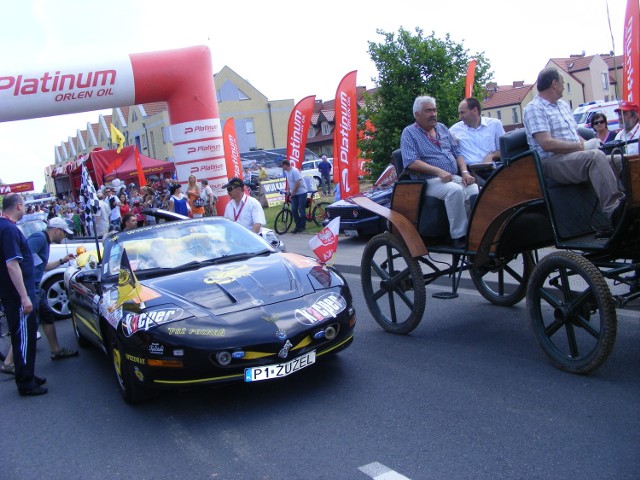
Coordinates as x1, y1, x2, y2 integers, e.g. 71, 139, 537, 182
108, 328, 155, 404
71, 312, 91, 348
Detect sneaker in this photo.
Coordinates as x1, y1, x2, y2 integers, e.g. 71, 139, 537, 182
0, 363, 15, 375
51, 347, 79, 360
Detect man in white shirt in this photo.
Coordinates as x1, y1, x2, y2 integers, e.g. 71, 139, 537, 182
614, 101, 640, 156
450, 97, 505, 165
223, 177, 265, 233
104, 186, 121, 228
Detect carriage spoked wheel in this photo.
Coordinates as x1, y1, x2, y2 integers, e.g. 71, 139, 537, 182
470, 251, 534, 306
526, 251, 617, 374
361, 232, 426, 334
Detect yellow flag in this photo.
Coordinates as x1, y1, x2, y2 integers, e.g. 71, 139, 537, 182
116, 249, 142, 307
110, 123, 125, 153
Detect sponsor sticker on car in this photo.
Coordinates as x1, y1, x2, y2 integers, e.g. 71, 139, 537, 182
344, 229, 358, 237
244, 350, 316, 382
294, 293, 347, 325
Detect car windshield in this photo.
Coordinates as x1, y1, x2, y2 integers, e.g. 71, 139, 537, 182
103, 218, 274, 277
17, 220, 47, 237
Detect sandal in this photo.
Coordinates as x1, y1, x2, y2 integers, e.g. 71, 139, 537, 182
0, 363, 15, 375
50, 347, 79, 360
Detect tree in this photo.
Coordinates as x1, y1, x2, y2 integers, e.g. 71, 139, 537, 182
360, 28, 492, 178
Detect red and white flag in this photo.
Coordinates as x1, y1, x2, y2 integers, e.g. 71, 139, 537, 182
309, 217, 340, 264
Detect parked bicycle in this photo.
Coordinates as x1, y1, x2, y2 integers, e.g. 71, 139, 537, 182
274, 191, 330, 234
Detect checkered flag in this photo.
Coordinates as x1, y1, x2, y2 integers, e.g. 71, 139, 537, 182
79, 161, 101, 233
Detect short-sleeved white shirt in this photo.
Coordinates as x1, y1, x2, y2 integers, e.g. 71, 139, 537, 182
449, 117, 505, 164
614, 122, 640, 155
224, 194, 266, 231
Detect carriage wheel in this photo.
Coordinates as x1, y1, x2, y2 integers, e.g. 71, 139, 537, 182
361, 232, 426, 334
527, 251, 617, 374
470, 251, 534, 306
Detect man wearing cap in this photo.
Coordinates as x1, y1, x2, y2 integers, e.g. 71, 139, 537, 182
614, 101, 640, 156
223, 177, 265, 233
524, 67, 624, 228
26, 217, 79, 361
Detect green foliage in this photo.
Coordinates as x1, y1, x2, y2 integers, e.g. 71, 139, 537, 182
359, 27, 493, 178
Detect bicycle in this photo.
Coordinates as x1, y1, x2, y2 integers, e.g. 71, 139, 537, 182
274, 191, 330, 234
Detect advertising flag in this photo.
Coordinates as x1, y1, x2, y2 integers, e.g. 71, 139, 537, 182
134, 146, 146, 187
285, 95, 315, 168
465, 59, 477, 98
309, 217, 340, 264
116, 249, 143, 308
223, 118, 242, 180
333, 71, 359, 197
623, 0, 640, 103
110, 123, 126, 153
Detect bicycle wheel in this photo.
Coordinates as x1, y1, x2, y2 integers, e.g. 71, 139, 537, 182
274, 208, 293, 234
311, 202, 330, 227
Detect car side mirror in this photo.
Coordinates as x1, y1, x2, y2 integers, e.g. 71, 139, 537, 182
76, 269, 101, 284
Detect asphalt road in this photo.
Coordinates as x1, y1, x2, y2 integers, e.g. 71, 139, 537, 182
1, 264, 639, 480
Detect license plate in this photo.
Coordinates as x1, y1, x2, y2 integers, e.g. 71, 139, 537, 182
244, 351, 316, 382
344, 229, 358, 237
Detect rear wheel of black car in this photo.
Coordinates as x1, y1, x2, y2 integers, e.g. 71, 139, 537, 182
274, 209, 293, 234
108, 327, 155, 404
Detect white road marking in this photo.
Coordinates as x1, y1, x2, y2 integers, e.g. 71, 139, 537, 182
358, 462, 411, 480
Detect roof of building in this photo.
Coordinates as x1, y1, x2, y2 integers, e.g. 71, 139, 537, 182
482, 83, 534, 109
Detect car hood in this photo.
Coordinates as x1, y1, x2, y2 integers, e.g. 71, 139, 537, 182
141, 252, 332, 316
329, 187, 392, 208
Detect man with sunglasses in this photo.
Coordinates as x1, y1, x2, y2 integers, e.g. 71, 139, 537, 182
223, 177, 265, 233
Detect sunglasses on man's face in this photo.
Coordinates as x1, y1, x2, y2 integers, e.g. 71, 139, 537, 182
227, 186, 239, 193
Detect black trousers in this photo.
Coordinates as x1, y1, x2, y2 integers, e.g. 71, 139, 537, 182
2, 294, 39, 390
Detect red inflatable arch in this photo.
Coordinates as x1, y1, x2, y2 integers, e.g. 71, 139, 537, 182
0, 45, 230, 213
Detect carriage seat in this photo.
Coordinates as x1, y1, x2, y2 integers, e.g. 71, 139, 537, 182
499, 127, 608, 238
391, 149, 454, 238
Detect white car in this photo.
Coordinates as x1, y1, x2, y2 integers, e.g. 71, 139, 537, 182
17, 219, 96, 319
301, 158, 332, 190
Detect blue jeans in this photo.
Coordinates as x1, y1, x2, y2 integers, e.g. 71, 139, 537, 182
291, 193, 307, 231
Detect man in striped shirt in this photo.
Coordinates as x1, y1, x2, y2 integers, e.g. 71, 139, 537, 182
524, 67, 623, 227
400, 95, 478, 249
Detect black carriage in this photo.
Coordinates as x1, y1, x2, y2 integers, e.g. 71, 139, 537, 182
354, 130, 639, 374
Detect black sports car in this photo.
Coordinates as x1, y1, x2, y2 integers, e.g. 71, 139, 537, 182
67, 217, 355, 403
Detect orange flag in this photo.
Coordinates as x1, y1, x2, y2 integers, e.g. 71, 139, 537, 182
134, 147, 146, 188
333, 71, 359, 197
465, 59, 477, 98
285, 95, 315, 169
223, 118, 242, 180
623, 0, 639, 103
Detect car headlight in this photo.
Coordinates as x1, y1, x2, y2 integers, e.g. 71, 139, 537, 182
263, 230, 280, 248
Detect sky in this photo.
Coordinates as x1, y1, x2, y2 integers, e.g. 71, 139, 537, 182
0, 0, 629, 192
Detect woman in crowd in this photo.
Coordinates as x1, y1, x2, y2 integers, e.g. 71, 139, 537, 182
592, 112, 617, 144
186, 175, 205, 218
168, 183, 190, 217
118, 193, 130, 218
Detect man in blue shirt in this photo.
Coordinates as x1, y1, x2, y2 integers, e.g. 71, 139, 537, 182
318, 155, 332, 196
0, 194, 46, 396
400, 95, 478, 249
28, 217, 78, 361
282, 159, 309, 233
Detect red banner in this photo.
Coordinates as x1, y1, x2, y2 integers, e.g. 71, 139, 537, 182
134, 146, 146, 187
333, 71, 359, 197
465, 59, 477, 98
0, 181, 35, 194
223, 118, 242, 181
623, 0, 640, 103
286, 95, 315, 169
